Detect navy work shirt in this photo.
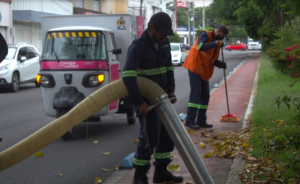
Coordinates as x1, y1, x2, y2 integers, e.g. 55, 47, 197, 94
122, 28, 175, 106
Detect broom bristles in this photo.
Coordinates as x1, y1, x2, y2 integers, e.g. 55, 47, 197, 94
220, 114, 240, 122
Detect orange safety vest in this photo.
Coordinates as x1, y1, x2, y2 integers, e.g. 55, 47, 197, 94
183, 31, 220, 81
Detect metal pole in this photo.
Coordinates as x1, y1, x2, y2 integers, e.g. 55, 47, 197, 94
188, 2, 191, 46
140, 0, 143, 16
192, 0, 195, 43
173, 0, 177, 33
203, 0, 205, 30
155, 99, 215, 184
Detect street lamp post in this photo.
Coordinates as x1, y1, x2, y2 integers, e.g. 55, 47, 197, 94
203, 0, 205, 30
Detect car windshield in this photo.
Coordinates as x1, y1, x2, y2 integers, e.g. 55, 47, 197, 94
5, 47, 17, 60
171, 45, 179, 51
42, 31, 106, 60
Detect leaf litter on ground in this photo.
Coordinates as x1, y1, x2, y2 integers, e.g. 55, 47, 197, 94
200, 128, 300, 183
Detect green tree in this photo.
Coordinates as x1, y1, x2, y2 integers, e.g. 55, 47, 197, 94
233, 0, 262, 40
168, 32, 181, 43
227, 26, 248, 39
214, 0, 242, 25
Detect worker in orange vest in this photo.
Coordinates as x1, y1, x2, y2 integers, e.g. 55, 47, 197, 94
183, 26, 229, 130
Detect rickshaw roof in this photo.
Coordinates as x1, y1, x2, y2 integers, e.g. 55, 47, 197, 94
48, 26, 113, 32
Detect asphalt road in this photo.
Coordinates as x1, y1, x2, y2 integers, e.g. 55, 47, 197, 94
0, 50, 259, 184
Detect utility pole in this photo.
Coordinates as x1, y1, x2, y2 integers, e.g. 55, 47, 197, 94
192, 0, 195, 44
188, 2, 191, 46
140, 0, 143, 16
173, 0, 177, 33
203, 0, 205, 30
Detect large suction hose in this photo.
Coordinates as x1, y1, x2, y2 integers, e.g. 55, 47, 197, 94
0, 77, 214, 184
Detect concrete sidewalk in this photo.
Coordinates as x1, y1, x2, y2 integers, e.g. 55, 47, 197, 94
104, 53, 261, 184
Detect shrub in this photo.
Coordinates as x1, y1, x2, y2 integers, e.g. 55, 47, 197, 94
168, 32, 180, 43
268, 16, 300, 76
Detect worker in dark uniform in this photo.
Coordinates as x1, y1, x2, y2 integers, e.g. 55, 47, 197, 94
122, 12, 183, 184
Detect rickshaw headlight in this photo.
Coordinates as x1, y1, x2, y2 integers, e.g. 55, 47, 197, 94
82, 73, 105, 87
41, 76, 50, 86
36, 73, 56, 88
89, 76, 98, 86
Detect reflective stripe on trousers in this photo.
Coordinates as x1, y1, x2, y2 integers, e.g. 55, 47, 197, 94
186, 70, 210, 124
133, 104, 174, 170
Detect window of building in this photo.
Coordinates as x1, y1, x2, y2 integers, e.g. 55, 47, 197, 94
93, 0, 100, 11
74, 0, 84, 8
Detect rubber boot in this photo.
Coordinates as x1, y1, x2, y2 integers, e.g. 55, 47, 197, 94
132, 169, 149, 184
196, 121, 213, 128
184, 121, 200, 130
153, 162, 183, 183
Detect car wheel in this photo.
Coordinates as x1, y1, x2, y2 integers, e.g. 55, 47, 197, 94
126, 108, 136, 125
178, 58, 183, 66
57, 108, 75, 140
240, 48, 245, 51
227, 48, 231, 51
10, 72, 19, 92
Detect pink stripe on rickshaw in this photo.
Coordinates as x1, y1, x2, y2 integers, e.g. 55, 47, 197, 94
40, 61, 109, 70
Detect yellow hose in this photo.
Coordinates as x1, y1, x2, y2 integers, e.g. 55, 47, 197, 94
0, 77, 166, 171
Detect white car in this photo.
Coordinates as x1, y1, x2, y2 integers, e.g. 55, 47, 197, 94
0, 43, 40, 92
171, 43, 187, 66
247, 40, 261, 50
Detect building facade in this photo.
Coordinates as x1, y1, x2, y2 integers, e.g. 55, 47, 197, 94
128, 0, 173, 31
12, 0, 73, 53
0, 0, 13, 44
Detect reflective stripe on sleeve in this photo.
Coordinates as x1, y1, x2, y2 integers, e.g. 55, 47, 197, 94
122, 70, 137, 77
198, 42, 203, 50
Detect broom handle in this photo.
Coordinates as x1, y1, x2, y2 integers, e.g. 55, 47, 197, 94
221, 48, 230, 115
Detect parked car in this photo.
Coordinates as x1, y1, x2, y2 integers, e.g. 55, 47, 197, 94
171, 43, 187, 66
247, 41, 261, 50
225, 43, 247, 51
0, 43, 40, 92
181, 43, 190, 50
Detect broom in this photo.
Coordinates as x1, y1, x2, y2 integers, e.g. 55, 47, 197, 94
220, 47, 240, 122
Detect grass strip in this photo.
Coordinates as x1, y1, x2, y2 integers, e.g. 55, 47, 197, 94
250, 53, 300, 181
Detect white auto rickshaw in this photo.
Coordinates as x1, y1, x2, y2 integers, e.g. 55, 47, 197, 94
36, 26, 136, 140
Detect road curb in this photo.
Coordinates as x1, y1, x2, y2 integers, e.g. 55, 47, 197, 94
225, 55, 260, 184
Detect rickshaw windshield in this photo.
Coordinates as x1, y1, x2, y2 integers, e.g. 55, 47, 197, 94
42, 31, 106, 60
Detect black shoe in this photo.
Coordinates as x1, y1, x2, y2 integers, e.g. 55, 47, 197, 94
197, 121, 213, 128
153, 162, 183, 183
184, 121, 200, 130
132, 169, 149, 184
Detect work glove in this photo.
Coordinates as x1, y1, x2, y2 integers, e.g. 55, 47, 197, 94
138, 102, 151, 116
219, 62, 227, 69
216, 41, 224, 47
168, 91, 177, 104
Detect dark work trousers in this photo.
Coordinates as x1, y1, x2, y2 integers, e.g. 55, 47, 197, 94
133, 104, 174, 170
186, 70, 210, 125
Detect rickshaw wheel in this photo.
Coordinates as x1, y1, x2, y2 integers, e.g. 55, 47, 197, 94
126, 108, 136, 125
56, 108, 74, 140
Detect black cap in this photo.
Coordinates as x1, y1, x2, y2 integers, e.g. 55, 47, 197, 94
149, 12, 174, 36
217, 26, 229, 40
